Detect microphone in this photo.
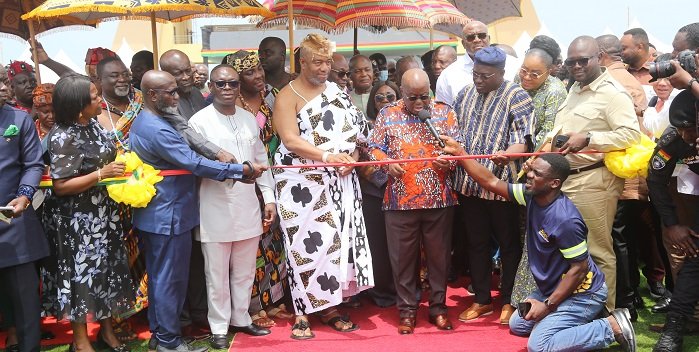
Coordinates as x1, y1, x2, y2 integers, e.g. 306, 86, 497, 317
417, 109, 446, 148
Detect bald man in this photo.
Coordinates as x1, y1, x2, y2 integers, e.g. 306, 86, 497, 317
329, 53, 350, 92
160, 49, 208, 120
551, 36, 642, 311
435, 20, 519, 105
431, 45, 457, 83
130, 70, 265, 352
393, 56, 421, 89
368, 68, 461, 334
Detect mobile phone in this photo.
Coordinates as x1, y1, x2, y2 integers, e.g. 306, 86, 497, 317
0, 206, 14, 217
554, 135, 570, 148
518, 301, 532, 318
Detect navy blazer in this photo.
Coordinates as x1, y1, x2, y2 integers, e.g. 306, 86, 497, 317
130, 108, 245, 235
0, 106, 48, 267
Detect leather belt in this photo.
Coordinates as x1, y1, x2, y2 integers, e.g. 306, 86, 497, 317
570, 160, 606, 174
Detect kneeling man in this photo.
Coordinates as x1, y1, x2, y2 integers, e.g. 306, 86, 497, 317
441, 136, 637, 352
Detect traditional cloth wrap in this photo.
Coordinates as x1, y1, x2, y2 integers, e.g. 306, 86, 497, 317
7, 61, 34, 81
32, 83, 55, 108
85, 47, 118, 66
227, 51, 260, 73
474, 46, 507, 69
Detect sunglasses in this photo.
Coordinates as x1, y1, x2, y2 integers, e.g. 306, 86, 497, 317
519, 67, 545, 80
375, 93, 396, 103
331, 69, 349, 78
150, 87, 178, 96
564, 56, 594, 67
406, 94, 430, 102
465, 32, 488, 42
472, 71, 497, 80
213, 80, 240, 89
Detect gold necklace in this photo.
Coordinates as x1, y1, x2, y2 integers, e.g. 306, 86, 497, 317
238, 90, 264, 114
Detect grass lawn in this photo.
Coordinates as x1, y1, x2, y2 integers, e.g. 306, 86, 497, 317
37, 281, 699, 351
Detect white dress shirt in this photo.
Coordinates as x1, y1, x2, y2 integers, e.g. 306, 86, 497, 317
189, 104, 275, 242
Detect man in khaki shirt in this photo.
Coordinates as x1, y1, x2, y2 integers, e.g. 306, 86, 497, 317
552, 36, 642, 311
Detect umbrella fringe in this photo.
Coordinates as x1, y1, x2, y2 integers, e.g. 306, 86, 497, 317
0, 32, 27, 43
22, 4, 272, 22
34, 25, 96, 38
427, 14, 470, 25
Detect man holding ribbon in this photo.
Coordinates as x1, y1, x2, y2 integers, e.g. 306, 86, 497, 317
368, 68, 460, 334
273, 33, 374, 340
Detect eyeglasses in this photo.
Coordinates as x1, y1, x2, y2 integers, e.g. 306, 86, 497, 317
406, 94, 430, 102
465, 32, 488, 42
375, 93, 396, 103
213, 80, 240, 89
519, 67, 545, 80
564, 56, 595, 67
331, 69, 349, 78
150, 88, 179, 96
472, 71, 497, 80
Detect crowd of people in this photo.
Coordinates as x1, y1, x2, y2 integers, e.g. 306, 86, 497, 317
2, 18, 699, 352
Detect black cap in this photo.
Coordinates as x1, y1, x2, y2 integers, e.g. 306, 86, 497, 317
669, 89, 698, 128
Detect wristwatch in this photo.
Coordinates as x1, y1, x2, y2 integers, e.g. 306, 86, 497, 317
688, 78, 699, 90
544, 298, 556, 311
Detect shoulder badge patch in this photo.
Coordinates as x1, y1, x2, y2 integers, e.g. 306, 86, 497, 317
652, 149, 671, 170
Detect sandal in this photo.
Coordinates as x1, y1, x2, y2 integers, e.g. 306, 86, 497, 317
267, 304, 294, 320
290, 319, 315, 340
318, 309, 359, 332
251, 310, 276, 328
113, 320, 138, 342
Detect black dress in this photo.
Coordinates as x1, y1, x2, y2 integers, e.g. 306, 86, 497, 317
44, 118, 133, 322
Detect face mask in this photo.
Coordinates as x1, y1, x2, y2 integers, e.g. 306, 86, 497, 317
378, 70, 389, 81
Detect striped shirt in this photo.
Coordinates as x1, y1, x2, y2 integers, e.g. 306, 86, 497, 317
453, 81, 534, 200
508, 183, 605, 296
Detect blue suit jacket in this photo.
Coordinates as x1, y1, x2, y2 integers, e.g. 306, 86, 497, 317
0, 106, 48, 267
130, 109, 244, 235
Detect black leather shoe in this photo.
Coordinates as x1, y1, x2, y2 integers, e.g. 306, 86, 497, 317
209, 334, 228, 350
649, 281, 667, 299
654, 314, 685, 352
611, 308, 637, 352
652, 294, 672, 314
229, 324, 271, 336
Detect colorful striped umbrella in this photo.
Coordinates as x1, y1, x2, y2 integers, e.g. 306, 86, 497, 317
258, 0, 468, 71
259, 0, 467, 33
21, 0, 273, 68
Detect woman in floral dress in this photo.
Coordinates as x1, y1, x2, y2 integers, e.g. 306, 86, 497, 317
47, 73, 133, 352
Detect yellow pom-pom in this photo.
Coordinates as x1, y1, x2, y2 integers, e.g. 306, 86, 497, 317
107, 152, 163, 207
604, 135, 656, 179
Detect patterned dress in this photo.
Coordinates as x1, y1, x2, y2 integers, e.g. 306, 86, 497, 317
273, 82, 374, 315
102, 90, 148, 319
44, 119, 133, 322
244, 86, 289, 313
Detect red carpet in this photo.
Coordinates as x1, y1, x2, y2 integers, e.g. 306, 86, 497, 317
0, 279, 528, 351
232, 279, 528, 352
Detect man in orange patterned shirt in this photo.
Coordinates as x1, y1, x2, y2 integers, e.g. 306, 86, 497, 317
368, 68, 460, 335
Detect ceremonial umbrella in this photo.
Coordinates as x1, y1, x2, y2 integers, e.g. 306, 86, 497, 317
21, 0, 273, 69
258, 0, 469, 71
1, 0, 91, 82
434, 0, 523, 37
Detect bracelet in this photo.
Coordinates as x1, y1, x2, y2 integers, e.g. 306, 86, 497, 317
688, 78, 698, 90
322, 151, 331, 163
242, 160, 254, 179
97, 168, 102, 182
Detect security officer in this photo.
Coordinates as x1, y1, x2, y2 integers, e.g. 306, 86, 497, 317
647, 90, 699, 352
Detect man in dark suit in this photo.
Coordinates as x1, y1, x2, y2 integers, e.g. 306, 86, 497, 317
0, 78, 49, 352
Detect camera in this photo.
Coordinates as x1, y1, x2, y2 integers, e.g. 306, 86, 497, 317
649, 50, 697, 81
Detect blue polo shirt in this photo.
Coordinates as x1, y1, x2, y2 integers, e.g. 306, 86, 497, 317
508, 183, 604, 297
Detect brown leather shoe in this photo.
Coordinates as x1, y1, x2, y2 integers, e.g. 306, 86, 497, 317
458, 303, 494, 322
428, 314, 453, 330
397, 317, 416, 335
500, 304, 515, 325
